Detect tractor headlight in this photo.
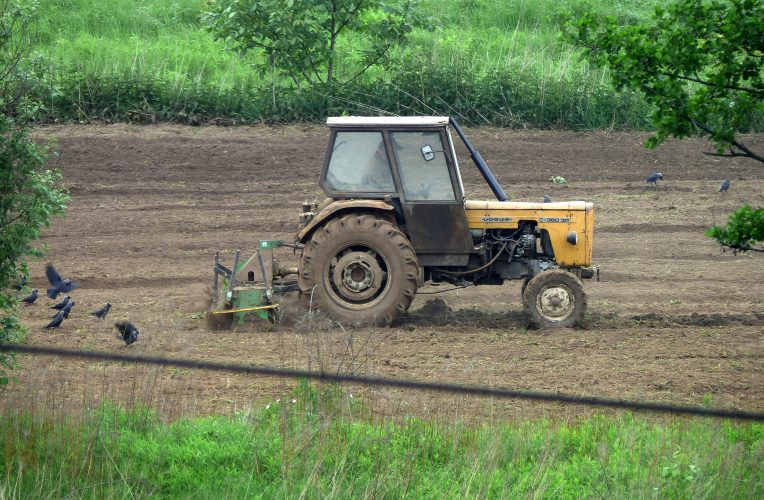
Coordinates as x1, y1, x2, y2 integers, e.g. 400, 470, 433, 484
566, 231, 578, 245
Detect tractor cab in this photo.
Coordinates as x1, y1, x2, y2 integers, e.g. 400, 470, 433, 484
289, 116, 598, 327
318, 116, 474, 266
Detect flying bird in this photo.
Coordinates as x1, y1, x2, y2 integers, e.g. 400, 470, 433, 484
51, 295, 71, 310
45, 264, 80, 299
46, 311, 65, 329
719, 179, 730, 193
21, 288, 38, 305
543, 194, 552, 203
91, 303, 111, 320
646, 172, 663, 186
114, 321, 140, 346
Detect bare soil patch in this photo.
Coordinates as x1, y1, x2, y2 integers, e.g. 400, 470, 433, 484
4, 124, 763, 423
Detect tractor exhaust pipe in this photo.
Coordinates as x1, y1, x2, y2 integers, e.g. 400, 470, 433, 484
449, 117, 508, 202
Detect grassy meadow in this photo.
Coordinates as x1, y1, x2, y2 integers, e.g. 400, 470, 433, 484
2, 383, 762, 498
31, 0, 660, 126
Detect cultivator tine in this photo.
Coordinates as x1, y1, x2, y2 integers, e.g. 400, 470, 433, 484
212, 252, 220, 306
228, 250, 241, 296
213, 263, 232, 280
213, 251, 235, 307
256, 250, 271, 299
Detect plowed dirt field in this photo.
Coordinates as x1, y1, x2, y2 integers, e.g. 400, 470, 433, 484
5, 124, 763, 422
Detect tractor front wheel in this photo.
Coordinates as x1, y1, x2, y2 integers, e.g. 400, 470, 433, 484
520, 277, 531, 308
522, 269, 586, 328
299, 214, 419, 326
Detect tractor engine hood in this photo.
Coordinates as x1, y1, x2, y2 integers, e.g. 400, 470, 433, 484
464, 199, 595, 267
464, 200, 593, 211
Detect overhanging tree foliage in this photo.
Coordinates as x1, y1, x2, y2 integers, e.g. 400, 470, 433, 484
563, 0, 763, 162
564, 0, 763, 252
203, 0, 425, 87
706, 206, 764, 253
1, 0, 69, 384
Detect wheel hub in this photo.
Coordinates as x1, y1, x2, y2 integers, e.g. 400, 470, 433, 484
333, 251, 385, 301
536, 285, 574, 321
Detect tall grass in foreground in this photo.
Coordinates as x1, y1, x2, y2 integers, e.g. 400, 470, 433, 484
1, 383, 762, 498
29, 0, 668, 127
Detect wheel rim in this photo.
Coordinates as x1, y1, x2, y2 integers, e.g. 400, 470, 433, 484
325, 246, 389, 309
535, 283, 575, 322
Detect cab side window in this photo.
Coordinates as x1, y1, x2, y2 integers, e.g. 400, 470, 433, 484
391, 132, 455, 201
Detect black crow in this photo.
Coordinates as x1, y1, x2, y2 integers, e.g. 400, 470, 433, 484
60, 300, 75, 319
91, 303, 111, 320
51, 300, 74, 319
114, 321, 139, 345
21, 288, 38, 305
45, 264, 80, 300
719, 179, 731, 193
646, 172, 663, 186
14, 274, 27, 291
543, 194, 552, 203
51, 295, 71, 310
46, 311, 65, 329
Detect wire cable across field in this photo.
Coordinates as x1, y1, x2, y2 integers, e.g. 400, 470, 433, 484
2, 344, 763, 421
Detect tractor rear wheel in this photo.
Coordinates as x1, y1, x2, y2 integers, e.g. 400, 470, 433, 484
523, 269, 586, 328
299, 214, 419, 326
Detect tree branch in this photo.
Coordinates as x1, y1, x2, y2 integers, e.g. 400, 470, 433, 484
660, 72, 764, 96
294, 60, 316, 86
327, 0, 337, 83
344, 43, 392, 84
286, 69, 301, 88
690, 119, 764, 164
0, 9, 34, 87
720, 243, 764, 254
703, 151, 756, 159
333, 0, 365, 37
3, 196, 39, 227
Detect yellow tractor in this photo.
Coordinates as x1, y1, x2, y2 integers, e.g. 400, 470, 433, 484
214, 116, 597, 328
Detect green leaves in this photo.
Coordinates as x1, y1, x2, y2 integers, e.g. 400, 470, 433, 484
0, 115, 69, 376
202, 0, 425, 86
1, 0, 69, 383
706, 205, 764, 253
563, 1, 763, 257
563, 0, 764, 163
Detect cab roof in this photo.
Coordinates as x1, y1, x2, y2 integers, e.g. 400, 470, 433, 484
326, 116, 450, 127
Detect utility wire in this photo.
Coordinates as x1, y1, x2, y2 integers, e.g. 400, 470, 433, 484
2, 344, 763, 422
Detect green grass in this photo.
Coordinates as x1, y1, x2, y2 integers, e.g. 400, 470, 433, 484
1, 383, 762, 498
30, 0, 661, 126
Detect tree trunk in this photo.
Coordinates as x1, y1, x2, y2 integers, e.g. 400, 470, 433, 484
327, 8, 336, 84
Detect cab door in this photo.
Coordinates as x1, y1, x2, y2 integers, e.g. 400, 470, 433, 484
388, 130, 474, 265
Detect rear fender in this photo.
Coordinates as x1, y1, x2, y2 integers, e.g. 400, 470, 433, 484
295, 199, 396, 244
